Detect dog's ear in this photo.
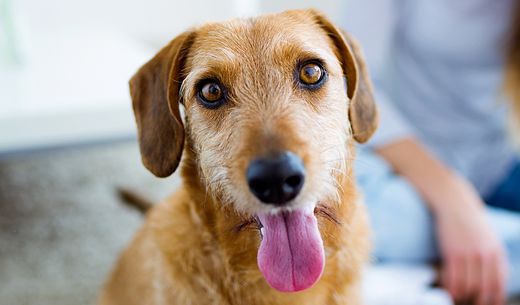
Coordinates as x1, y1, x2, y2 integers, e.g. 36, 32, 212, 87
129, 31, 196, 177
311, 10, 378, 143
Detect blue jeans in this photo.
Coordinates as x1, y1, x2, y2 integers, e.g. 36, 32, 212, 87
356, 149, 520, 297
486, 162, 520, 212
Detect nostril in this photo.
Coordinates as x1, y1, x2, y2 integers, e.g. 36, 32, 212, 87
249, 179, 269, 194
284, 174, 303, 189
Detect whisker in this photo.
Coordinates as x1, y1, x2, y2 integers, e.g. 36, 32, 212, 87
315, 204, 342, 226
232, 216, 261, 233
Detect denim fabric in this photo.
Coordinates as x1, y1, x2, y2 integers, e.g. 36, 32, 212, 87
486, 162, 520, 212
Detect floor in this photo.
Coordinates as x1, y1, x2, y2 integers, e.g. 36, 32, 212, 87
0, 141, 179, 305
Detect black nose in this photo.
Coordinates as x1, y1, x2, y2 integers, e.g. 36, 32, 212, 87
246, 152, 305, 205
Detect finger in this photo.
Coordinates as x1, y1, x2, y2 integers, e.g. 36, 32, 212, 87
476, 254, 492, 305
476, 252, 506, 305
441, 258, 453, 295
465, 253, 480, 299
457, 254, 474, 301
489, 251, 507, 305
492, 251, 508, 305
445, 255, 466, 302
476, 252, 490, 305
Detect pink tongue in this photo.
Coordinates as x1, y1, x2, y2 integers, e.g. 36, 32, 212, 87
257, 209, 324, 292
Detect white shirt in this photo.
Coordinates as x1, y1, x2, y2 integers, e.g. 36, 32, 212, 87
341, 0, 517, 196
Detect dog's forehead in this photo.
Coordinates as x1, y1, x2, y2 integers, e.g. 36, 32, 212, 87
189, 14, 337, 68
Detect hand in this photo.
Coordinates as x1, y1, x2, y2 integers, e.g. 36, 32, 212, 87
434, 176, 508, 305
375, 138, 509, 305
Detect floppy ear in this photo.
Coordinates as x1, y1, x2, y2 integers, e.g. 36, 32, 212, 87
129, 31, 196, 177
311, 10, 378, 143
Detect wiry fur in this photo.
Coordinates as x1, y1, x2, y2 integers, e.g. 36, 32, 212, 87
98, 9, 377, 305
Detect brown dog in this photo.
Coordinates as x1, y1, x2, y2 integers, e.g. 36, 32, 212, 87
98, 9, 377, 305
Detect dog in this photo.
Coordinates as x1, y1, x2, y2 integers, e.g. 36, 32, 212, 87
98, 9, 378, 305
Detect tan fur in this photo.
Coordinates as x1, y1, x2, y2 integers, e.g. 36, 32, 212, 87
98, 9, 377, 305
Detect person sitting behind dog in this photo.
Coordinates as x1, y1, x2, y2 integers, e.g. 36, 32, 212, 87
341, 1, 520, 304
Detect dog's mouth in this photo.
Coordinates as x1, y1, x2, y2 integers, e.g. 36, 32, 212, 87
255, 205, 325, 293
234, 205, 339, 292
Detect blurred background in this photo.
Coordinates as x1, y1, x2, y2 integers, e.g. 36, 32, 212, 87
0, 1, 517, 305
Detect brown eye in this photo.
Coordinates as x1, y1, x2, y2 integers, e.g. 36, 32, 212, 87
198, 81, 225, 108
299, 63, 324, 86
200, 82, 223, 102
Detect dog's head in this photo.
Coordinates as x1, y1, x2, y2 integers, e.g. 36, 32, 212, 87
130, 9, 377, 292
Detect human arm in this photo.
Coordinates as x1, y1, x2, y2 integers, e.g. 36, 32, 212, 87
376, 138, 508, 305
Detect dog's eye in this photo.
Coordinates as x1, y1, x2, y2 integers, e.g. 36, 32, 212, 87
198, 82, 225, 108
299, 63, 324, 86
